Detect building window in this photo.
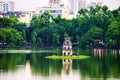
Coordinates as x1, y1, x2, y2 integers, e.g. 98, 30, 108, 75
68, 52, 70, 55
52, 10, 56, 13
3, 4, 8, 12
67, 42, 69, 45
3, 4, 5, 6
68, 47, 70, 50
39, 10, 42, 13
58, 14, 61, 17
64, 52, 66, 56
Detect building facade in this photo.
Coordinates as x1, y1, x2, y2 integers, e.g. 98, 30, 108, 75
35, 0, 69, 19
68, 0, 86, 19
0, 11, 31, 26
49, 0, 61, 7
78, 0, 86, 11
69, 0, 79, 14
36, 7, 63, 18
0, 1, 14, 12
87, 0, 103, 8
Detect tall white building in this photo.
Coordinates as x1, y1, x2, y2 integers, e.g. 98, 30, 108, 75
49, 0, 61, 7
35, 0, 69, 19
0, 1, 14, 12
78, 0, 86, 11
68, 0, 86, 19
69, 0, 76, 14
36, 6, 63, 18
87, 0, 103, 8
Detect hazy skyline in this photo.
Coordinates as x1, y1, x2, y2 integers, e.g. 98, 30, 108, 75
3, 0, 120, 11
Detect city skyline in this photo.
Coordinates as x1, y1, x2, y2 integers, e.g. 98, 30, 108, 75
1, 0, 120, 11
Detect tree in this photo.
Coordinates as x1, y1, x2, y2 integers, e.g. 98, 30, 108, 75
78, 8, 88, 17
105, 21, 120, 48
9, 16, 19, 27
52, 34, 58, 47
102, 5, 108, 14
27, 5, 119, 48
79, 27, 103, 48
22, 29, 26, 44
0, 16, 19, 28
32, 32, 37, 47
30, 16, 41, 29
112, 6, 120, 17
0, 28, 9, 42
0, 28, 24, 46
40, 11, 53, 26
37, 38, 42, 47
14, 22, 26, 31
0, 17, 11, 28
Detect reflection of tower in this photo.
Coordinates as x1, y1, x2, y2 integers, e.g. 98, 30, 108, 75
62, 59, 72, 75
49, 0, 61, 7
25, 60, 32, 80
62, 38, 72, 56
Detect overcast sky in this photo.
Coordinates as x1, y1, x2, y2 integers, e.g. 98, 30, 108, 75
4, 0, 120, 11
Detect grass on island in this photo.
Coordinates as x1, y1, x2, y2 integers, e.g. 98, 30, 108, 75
45, 55, 90, 59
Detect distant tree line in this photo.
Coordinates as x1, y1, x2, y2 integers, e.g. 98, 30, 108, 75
0, 5, 120, 49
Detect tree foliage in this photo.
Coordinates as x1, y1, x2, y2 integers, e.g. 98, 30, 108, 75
0, 28, 23, 46
0, 5, 120, 48
28, 6, 120, 48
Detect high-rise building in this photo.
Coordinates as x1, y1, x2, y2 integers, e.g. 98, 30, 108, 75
35, 0, 69, 19
49, 0, 61, 7
0, 1, 14, 12
69, 0, 75, 14
68, 0, 86, 19
87, 0, 103, 8
78, 0, 86, 11
36, 6, 63, 18
69, 0, 86, 14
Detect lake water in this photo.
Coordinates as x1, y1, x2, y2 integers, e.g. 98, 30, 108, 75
0, 48, 120, 80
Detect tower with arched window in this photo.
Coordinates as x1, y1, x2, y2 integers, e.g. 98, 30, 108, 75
62, 38, 72, 56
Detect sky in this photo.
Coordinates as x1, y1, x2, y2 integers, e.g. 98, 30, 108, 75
3, 0, 120, 11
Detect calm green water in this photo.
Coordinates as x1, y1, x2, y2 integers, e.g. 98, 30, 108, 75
0, 48, 120, 80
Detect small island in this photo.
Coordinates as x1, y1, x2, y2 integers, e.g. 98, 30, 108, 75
45, 55, 90, 59
46, 38, 90, 59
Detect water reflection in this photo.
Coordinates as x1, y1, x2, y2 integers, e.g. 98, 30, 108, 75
62, 59, 72, 75
25, 60, 32, 80
0, 53, 26, 72
0, 49, 120, 80
110, 49, 120, 59
92, 48, 108, 59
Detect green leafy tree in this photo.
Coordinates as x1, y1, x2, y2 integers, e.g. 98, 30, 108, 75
105, 21, 120, 48
0, 17, 11, 28
32, 32, 37, 47
27, 5, 120, 48
102, 5, 108, 14
37, 38, 42, 47
79, 27, 103, 48
22, 29, 26, 44
0, 28, 24, 46
78, 8, 88, 17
